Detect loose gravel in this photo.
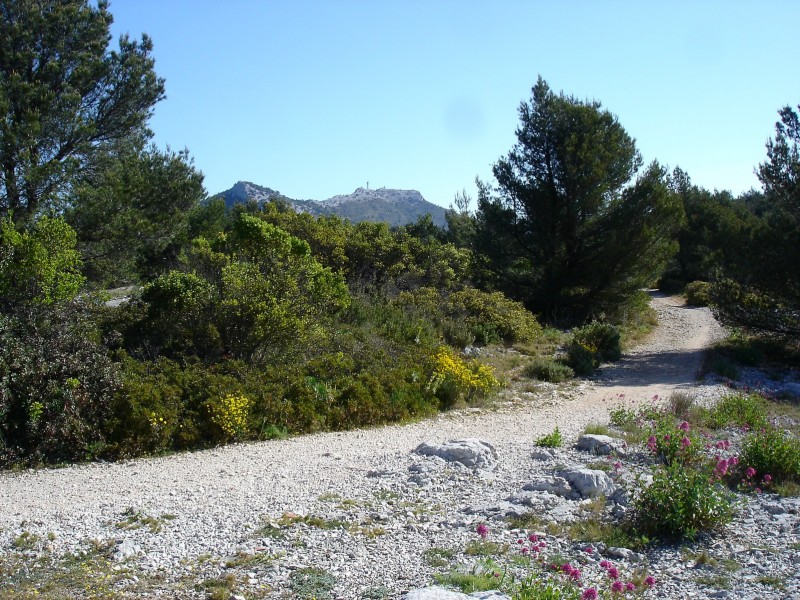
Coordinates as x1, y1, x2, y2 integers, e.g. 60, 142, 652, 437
1, 293, 798, 599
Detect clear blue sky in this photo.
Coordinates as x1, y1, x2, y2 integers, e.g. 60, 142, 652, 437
109, 0, 800, 208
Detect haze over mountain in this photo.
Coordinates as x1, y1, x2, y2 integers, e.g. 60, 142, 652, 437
214, 181, 448, 228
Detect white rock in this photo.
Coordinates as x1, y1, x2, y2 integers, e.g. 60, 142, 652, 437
414, 439, 498, 469
557, 467, 616, 498
522, 476, 574, 498
577, 434, 626, 456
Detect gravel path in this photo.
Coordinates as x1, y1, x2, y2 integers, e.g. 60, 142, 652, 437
3, 294, 797, 599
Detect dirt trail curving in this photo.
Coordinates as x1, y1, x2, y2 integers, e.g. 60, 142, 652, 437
0, 293, 725, 523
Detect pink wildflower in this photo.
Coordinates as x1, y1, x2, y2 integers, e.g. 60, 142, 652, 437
644, 575, 656, 587
652, 394, 659, 401
584, 546, 593, 553
647, 436, 657, 452
611, 580, 624, 593
681, 437, 691, 448
745, 467, 756, 479
582, 589, 598, 600
730, 456, 739, 466
476, 523, 489, 538
570, 568, 582, 581
626, 582, 636, 591
538, 541, 547, 548
520, 547, 529, 555
679, 421, 690, 432
613, 461, 622, 471
528, 533, 538, 543
607, 566, 620, 580
763, 474, 773, 484
715, 459, 729, 476
599, 560, 611, 569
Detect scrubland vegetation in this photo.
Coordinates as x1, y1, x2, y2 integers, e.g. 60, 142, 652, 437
1, 0, 799, 470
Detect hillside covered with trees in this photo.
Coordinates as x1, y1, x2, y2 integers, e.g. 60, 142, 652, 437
1, 0, 798, 467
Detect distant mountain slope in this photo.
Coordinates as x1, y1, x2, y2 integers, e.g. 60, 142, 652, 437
213, 181, 448, 228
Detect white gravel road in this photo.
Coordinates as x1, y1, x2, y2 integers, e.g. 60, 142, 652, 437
1, 293, 754, 599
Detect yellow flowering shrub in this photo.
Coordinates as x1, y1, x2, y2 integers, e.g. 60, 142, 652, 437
428, 347, 499, 407
208, 394, 251, 441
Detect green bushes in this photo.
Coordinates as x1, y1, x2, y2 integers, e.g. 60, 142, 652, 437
634, 463, 735, 540
0, 216, 84, 309
696, 393, 768, 430
0, 304, 121, 466
392, 287, 542, 347
685, 280, 711, 306
522, 356, 574, 383
740, 427, 800, 486
566, 321, 621, 375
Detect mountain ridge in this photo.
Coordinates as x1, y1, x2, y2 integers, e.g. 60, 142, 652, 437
213, 181, 448, 228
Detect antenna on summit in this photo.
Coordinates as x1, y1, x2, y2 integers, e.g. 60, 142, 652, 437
366, 181, 369, 190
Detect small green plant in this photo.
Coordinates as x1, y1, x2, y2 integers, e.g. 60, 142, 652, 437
755, 574, 785, 589
361, 586, 391, 599
12, 531, 40, 550
583, 423, 610, 436
522, 356, 574, 383
290, 567, 336, 599
698, 393, 768, 430
434, 558, 507, 593
115, 508, 168, 533
667, 391, 695, 420
535, 427, 563, 448
739, 426, 800, 485
465, 539, 508, 556
695, 573, 732, 589
201, 574, 238, 600
423, 547, 455, 567
609, 407, 641, 432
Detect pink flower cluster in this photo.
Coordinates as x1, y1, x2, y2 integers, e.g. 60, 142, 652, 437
559, 562, 582, 581
476, 523, 489, 539
597, 560, 654, 594
518, 532, 547, 555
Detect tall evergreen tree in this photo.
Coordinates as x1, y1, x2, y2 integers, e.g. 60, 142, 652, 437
712, 105, 800, 335
474, 77, 683, 322
0, 0, 165, 224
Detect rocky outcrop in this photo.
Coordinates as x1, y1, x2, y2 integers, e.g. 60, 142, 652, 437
213, 181, 448, 227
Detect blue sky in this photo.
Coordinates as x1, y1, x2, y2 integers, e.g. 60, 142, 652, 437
109, 1, 800, 208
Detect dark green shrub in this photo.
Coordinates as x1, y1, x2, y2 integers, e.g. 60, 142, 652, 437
634, 463, 735, 540
392, 287, 542, 347
709, 355, 739, 380
110, 356, 242, 455
522, 356, 574, 383
576, 321, 622, 361
0, 304, 121, 466
566, 342, 595, 376
715, 331, 766, 367
566, 321, 621, 375
446, 288, 542, 344
685, 281, 711, 306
